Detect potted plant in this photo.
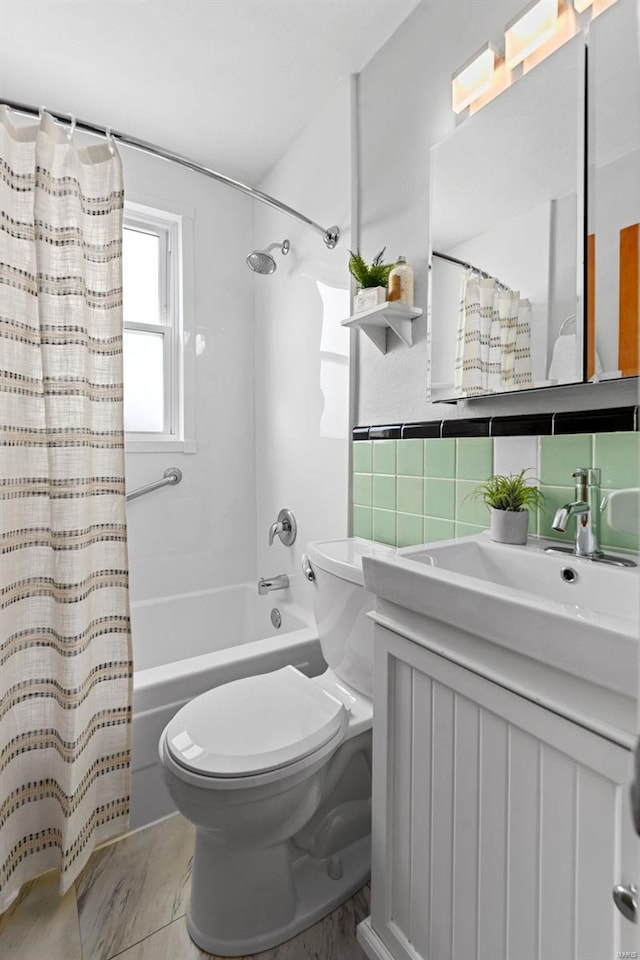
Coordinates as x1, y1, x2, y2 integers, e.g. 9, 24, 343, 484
348, 248, 394, 314
469, 470, 544, 545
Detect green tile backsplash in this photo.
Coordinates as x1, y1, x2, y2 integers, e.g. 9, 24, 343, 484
424, 478, 455, 520
372, 474, 396, 510
353, 473, 372, 507
455, 480, 490, 527
352, 440, 372, 474
353, 431, 638, 554
372, 508, 396, 545
397, 476, 423, 515
372, 439, 396, 475
397, 512, 425, 547
397, 438, 424, 477
424, 517, 456, 542
455, 437, 493, 481
424, 438, 455, 477
594, 432, 640, 490
539, 434, 593, 486
353, 505, 372, 539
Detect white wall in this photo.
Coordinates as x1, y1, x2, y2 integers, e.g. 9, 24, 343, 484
254, 79, 352, 585
121, 146, 257, 603
356, 0, 637, 426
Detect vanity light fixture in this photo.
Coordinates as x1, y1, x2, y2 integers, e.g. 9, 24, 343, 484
582, 0, 617, 15
505, 0, 562, 70
451, 42, 501, 114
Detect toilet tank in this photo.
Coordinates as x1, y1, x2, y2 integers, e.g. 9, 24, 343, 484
305, 538, 397, 697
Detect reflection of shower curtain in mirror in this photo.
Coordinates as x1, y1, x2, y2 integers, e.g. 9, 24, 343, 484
454, 270, 533, 395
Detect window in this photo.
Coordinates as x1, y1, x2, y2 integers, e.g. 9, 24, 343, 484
122, 201, 194, 451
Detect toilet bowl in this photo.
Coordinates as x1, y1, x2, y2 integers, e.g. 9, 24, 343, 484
159, 537, 396, 957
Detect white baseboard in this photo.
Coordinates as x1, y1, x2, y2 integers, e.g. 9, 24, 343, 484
357, 918, 396, 960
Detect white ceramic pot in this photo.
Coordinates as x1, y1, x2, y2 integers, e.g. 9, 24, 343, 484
489, 507, 529, 545
353, 286, 386, 314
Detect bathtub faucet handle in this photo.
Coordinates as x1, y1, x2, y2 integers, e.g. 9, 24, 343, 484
268, 508, 297, 547
268, 520, 284, 545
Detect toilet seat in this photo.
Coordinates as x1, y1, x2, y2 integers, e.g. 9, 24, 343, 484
165, 665, 347, 778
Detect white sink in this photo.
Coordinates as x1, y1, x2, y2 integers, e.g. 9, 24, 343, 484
362, 532, 639, 698
402, 536, 639, 623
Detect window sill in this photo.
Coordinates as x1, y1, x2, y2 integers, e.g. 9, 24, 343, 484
125, 438, 197, 454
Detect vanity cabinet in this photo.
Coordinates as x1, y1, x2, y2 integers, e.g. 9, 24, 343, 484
362, 621, 636, 960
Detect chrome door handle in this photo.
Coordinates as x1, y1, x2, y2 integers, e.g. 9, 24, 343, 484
301, 554, 315, 582
613, 883, 638, 923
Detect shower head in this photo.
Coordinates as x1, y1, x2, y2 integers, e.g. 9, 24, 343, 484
246, 239, 290, 274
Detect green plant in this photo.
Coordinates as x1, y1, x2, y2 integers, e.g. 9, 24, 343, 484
348, 248, 394, 288
469, 470, 544, 512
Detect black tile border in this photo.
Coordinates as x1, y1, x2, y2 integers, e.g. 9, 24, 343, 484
368, 424, 402, 440
491, 414, 553, 437
442, 418, 490, 438
401, 421, 441, 439
554, 406, 636, 435
352, 405, 639, 440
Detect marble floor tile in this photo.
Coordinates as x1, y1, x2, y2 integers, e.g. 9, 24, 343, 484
111, 884, 370, 960
77, 813, 194, 960
0, 869, 82, 960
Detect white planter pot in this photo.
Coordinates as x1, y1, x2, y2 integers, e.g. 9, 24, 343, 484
489, 507, 529, 545
353, 286, 386, 314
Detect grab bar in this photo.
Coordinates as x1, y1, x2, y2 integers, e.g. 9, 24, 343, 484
126, 467, 182, 502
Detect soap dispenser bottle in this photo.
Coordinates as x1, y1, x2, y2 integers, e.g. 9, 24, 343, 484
387, 255, 414, 306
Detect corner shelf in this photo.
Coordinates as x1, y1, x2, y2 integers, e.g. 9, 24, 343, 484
341, 301, 423, 355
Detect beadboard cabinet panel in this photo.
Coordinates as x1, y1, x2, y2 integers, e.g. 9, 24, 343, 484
506, 726, 540, 960
408, 669, 432, 959
368, 623, 635, 960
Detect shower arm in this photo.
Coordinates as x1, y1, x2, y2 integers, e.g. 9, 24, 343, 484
1, 98, 340, 250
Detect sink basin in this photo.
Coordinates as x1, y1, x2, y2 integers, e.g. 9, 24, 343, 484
363, 533, 639, 698
401, 536, 639, 623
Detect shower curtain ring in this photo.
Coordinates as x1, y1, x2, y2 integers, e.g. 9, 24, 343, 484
105, 126, 115, 155
38, 105, 47, 120
68, 113, 76, 141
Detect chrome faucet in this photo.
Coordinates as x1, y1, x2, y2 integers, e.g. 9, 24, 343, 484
258, 574, 290, 596
545, 467, 636, 567
553, 467, 602, 558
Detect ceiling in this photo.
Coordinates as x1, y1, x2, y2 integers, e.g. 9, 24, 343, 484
0, 0, 419, 183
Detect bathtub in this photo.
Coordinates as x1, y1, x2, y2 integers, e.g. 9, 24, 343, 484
130, 582, 324, 830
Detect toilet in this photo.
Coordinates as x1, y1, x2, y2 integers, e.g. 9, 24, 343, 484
159, 537, 395, 957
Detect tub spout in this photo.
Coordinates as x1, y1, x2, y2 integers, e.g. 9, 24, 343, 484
258, 574, 290, 596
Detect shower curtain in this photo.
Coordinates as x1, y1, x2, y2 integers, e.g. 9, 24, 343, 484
0, 107, 132, 911
454, 270, 533, 396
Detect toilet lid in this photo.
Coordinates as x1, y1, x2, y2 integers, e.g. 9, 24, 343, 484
165, 666, 347, 777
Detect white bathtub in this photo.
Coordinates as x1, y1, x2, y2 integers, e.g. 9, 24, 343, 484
130, 582, 324, 829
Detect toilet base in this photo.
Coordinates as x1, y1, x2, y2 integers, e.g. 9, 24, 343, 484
186, 833, 370, 957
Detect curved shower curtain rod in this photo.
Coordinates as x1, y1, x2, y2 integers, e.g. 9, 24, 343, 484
1, 98, 340, 250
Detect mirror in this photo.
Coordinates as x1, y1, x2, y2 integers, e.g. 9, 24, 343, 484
428, 35, 585, 401
588, 0, 640, 383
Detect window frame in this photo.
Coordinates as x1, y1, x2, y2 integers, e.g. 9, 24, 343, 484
123, 199, 196, 453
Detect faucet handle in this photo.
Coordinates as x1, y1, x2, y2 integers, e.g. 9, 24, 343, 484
268, 508, 297, 547
572, 467, 600, 484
